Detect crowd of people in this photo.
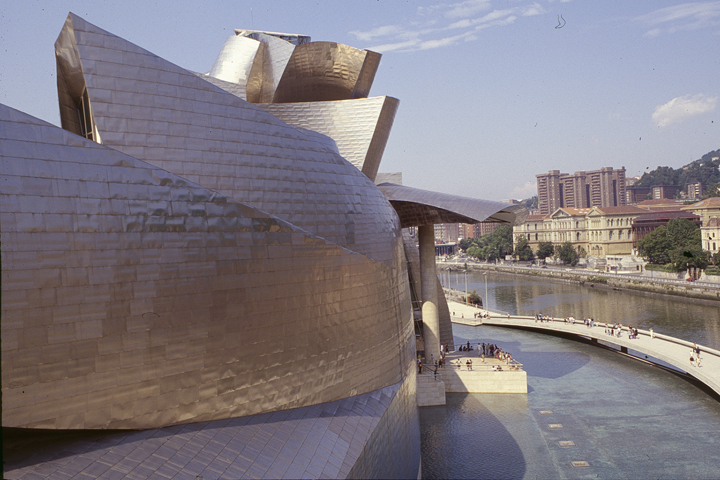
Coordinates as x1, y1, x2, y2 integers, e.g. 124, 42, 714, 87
418, 340, 521, 374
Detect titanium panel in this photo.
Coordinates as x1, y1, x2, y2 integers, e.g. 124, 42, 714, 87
207, 34, 261, 85
56, 13, 400, 266
246, 33, 297, 104
259, 96, 399, 182
378, 183, 528, 228
0, 104, 413, 429
196, 72, 247, 100
4, 368, 420, 479
273, 42, 380, 103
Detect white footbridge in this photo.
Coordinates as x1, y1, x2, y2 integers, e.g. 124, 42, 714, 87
449, 301, 720, 399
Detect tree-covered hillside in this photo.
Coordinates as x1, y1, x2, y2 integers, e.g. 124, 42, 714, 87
635, 149, 720, 197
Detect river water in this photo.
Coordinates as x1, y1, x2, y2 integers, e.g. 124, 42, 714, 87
442, 270, 720, 348
422, 271, 720, 479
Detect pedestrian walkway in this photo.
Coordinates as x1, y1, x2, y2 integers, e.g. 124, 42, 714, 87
448, 300, 720, 399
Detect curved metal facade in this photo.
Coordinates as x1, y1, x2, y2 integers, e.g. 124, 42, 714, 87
1, 13, 416, 434
0, 104, 415, 430
259, 96, 399, 182
273, 42, 381, 103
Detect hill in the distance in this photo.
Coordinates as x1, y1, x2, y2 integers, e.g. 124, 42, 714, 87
634, 149, 720, 197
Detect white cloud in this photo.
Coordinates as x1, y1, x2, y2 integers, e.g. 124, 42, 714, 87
353, 1, 545, 53
448, 8, 516, 29
349, 25, 403, 42
444, 0, 493, 19
419, 31, 475, 49
368, 39, 422, 53
652, 94, 717, 127
522, 3, 546, 16
638, 2, 720, 37
511, 181, 537, 199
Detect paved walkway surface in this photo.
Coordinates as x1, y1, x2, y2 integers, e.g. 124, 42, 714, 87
447, 300, 720, 398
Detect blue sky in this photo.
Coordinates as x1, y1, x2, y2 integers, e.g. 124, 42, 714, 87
1, 1, 719, 201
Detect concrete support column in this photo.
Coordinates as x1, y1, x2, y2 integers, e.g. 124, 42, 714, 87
419, 224, 440, 363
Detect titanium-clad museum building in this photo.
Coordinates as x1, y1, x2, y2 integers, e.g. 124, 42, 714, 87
1, 13, 521, 478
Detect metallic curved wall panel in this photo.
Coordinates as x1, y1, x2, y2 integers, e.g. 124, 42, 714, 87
195, 71, 248, 100
208, 34, 260, 85
56, 13, 400, 267
272, 42, 381, 103
378, 183, 527, 228
4, 371, 421, 479
0, 103, 413, 429
258, 96, 399, 182
246, 33, 297, 104
55, 14, 86, 138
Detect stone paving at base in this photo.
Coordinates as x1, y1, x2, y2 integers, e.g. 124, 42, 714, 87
3, 383, 400, 480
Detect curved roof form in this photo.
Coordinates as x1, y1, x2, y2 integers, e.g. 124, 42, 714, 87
273, 42, 381, 103
378, 183, 527, 228
259, 96, 399, 182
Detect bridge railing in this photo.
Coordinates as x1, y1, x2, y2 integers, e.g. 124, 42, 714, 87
491, 314, 720, 361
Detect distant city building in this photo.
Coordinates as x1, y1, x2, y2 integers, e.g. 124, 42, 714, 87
631, 211, 702, 248
434, 223, 460, 243
626, 185, 653, 204
688, 182, 704, 200
514, 205, 648, 258
536, 167, 626, 215
652, 184, 680, 200
683, 198, 720, 255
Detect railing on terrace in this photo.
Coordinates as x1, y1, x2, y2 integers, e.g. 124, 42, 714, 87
418, 361, 523, 375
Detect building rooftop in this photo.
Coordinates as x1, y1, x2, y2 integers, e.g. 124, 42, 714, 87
591, 206, 649, 215
684, 197, 720, 210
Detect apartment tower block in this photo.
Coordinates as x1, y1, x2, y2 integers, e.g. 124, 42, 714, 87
536, 167, 626, 215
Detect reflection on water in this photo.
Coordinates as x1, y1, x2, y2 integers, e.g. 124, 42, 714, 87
420, 394, 527, 480
420, 324, 720, 480
449, 271, 720, 348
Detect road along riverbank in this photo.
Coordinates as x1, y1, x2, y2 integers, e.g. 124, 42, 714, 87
439, 262, 720, 303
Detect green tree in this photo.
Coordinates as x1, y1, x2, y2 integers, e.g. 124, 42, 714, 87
578, 246, 587, 258
638, 218, 708, 271
669, 244, 710, 270
513, 235, 534, 261
459, 238, 474, 251
536, 241, 554, 262
637, 226, 673, 265
555, 241, 579, 266
666, 217, 701, 245
463, 225, 513, 261
520, 196, 538, 210
467, 290, 482, 306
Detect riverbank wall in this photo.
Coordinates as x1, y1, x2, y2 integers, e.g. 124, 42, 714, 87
439, 263, 720, 302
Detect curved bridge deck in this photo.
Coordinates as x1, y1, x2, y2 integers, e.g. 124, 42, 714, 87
449, 303, 720, 399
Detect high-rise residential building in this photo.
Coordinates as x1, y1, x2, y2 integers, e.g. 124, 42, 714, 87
688, 182, 704, 200
536, 167, 626, 214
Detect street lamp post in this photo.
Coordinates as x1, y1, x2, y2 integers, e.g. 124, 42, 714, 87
464, 270, 468, 305
483, 272, 488, 311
